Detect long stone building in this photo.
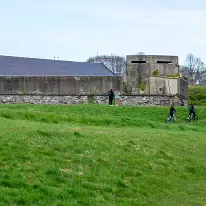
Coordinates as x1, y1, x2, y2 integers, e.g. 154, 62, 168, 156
0, 54, 188, 105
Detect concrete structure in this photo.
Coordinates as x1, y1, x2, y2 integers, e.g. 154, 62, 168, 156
124, 55, 188, 105
127, 55, 179, 76
0, 54, 188, 106
125, 55, 179, 93
0, 76, 121, 95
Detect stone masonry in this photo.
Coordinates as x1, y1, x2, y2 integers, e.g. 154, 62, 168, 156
0, 95, 179, 106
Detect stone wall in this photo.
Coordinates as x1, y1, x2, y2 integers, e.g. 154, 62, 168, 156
0, 94, 180, 106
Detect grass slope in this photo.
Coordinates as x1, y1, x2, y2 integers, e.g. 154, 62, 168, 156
0, 104, 206, 205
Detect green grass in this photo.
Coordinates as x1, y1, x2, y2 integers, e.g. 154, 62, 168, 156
0, 104, 206, 205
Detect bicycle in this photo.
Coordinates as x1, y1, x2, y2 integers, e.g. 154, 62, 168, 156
165, 114, 178, 123
185, 113, 198, 123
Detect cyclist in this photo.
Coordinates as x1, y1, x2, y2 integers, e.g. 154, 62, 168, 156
189, 103, 196, 118
170, 105, 176, 119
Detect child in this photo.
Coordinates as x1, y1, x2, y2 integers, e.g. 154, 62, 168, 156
115, 91, 120, 106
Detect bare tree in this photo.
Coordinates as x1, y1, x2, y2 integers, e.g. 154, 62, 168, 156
87, 55, 126, 75
181, 53, 205, 79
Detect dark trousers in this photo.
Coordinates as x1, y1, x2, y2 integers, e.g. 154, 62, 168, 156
109, 98, 113, 105
189, 111, 195, 117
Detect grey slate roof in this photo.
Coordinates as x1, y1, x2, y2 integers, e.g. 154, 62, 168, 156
0, 55, 115, 76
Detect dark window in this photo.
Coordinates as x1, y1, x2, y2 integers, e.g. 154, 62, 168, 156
157, 61, 172, 64
159, 88, 162, 91
131, 61, 146, 63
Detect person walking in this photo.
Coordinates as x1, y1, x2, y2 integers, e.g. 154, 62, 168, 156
108, 89, 114, 106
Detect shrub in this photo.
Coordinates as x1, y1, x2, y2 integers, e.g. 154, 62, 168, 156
188, 86, 206, 105
140, 81, 146, 91
152, 69, 160, 77
87, 95, 95, 104
122, 82, 132, 94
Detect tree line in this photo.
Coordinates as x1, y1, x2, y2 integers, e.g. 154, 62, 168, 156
87, 55, 126, 76
86, 53, 206, 85
180, 53, 206, 85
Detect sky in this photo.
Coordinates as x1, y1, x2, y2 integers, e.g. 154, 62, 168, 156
0, 0, 206, 65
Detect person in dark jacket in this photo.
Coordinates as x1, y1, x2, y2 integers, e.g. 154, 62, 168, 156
170, 105, 176, 118
108, 89, 114, 106
189, 103, 196, 118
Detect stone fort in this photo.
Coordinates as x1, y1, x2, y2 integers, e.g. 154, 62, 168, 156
0, 54, 188, 106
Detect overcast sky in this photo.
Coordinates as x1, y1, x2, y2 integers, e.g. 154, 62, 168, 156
0, 0, 206, 64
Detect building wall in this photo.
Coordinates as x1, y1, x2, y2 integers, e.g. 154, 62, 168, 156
0, 76, 122, 95
179, 78, 188, 99
126, 55, 179, 76
149, 77, 178, 95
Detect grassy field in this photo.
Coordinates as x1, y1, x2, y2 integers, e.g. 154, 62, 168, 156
0, 104, 206, 206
